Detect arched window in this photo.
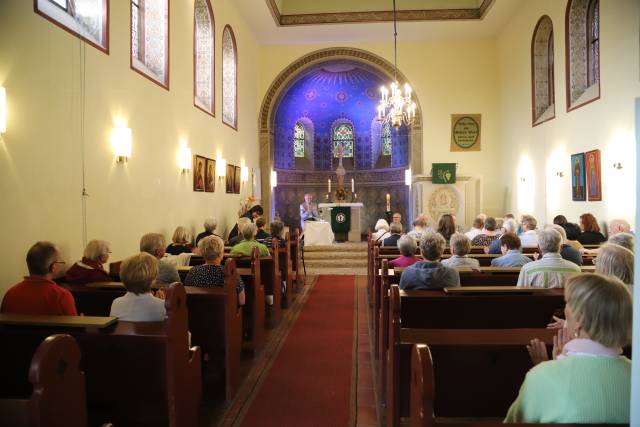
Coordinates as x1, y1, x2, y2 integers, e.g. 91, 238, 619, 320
531, 16, 555, 126
222, 25, 238, 129
565, 0, 600, 111
333, 123, 354, 158
194, 0, 214, 115
293, 123, 305, 157
131, 0, 169, 88
381, 122, 392, 155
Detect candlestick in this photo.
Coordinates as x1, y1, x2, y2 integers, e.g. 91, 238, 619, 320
351, 178, 355, 193
328, 179, 331, 194
386, 193, 391, 211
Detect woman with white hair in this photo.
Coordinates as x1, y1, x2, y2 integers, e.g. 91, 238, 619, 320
487, 218, 519, 254
195, 218, 219, 246
372, 219, 390, 243
506, 273, 632, 423
442, 233, 480, 270
65, 239, 112, 284
595, 243, 634, 286
389, 235, 420, 268
166, 226, 193, 255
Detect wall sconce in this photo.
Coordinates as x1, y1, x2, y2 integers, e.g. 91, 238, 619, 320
0, 87, 6, 134
111, 126, 132, 163
613, 162, 623, 170
216, 158, 226, 180
405, 168, 412, 186
556, 171, 564, 177
240, 166, 249, 183
270, 170, 278, 188
177, 140, 192, 173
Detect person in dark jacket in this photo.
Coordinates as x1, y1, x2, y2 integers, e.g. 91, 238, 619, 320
577, 213, 606, 245
382, 222, 403, 247
399, 232, 460, 290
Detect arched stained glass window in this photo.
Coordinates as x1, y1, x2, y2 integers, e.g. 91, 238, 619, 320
333, 123, 354, 158
194, 0, 214, 115
222, 25, 238, 129
131, 0, 169, 88
587, 0, 599, 87
531, 15, 555, 126
293, 123, 305, 157
381, 122, 392, 155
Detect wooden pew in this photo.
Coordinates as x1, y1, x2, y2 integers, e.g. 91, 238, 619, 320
290, 228, 304, 291
0, 283, 201, 427
385, 284, 565, 427
0, 334, 87, 427
409, 344, 626, 427
279, 232, 295, 308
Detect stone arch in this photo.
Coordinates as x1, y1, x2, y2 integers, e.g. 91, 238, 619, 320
259, 47, 424, 219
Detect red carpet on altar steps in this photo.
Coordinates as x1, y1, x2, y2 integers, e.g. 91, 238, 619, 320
239, 275, 356, 427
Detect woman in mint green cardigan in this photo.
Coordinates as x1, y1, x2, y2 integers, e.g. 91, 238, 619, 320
505, 273, 632, 424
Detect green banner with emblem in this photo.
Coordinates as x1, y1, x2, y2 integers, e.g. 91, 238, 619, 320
331, 207, 351, 233
432, 163, 457, 184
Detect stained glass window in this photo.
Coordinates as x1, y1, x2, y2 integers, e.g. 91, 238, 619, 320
131, 0, 169, 88
294, 123, 305, 157
566, 0, 600, 110
587, 0, 599, 87
36, 0, 108, 52
222, 25, 237, 129
194, 0, 214, 115
381, 122, 392, 155
531, 16, 554, 124
333, 123, 354, 158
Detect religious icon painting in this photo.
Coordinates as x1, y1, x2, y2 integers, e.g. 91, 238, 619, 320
193, 155, 206, 192
205, 158, 216, 193
226, 164, 235, 194
585, 149, 602, 201
233, 166, 241, 194
571, 153, 586, 201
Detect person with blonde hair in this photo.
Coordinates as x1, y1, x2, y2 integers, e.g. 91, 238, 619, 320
442, 233, 480, 270
185, 236, 245, 305
595, 243, 634, 286
517, 229, 580, 288
230, 223, 270, 257
166, 226, 193, 255
65, 239, 112, 284
506, 273, 632, 424
109, 252, 166, 322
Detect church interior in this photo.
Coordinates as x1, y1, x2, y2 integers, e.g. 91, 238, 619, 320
0, 0, 639, 426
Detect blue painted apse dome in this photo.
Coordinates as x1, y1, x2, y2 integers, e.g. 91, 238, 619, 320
273, 61, 409, 171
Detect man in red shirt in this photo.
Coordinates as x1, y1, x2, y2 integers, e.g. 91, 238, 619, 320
1, 241, 77, 315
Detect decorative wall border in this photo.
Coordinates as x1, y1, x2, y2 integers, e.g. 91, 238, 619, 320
265, 0, 494, 26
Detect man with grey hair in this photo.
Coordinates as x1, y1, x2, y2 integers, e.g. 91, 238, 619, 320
382, 222, 403, 247
487, 217, 519, 254
519, 215, 539, 248
399, 232, 460, 290
608, 232, 634, 252
546, 224, 582, 266
442, 233, 480, 270
517, 228, 580, 288
140, 233, 180, 285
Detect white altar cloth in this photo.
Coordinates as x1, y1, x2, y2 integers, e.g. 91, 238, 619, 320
303, 221, 334, 246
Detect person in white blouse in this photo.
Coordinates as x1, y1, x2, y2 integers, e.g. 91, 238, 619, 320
519, 215, 539, 248
465, 217, 484, 241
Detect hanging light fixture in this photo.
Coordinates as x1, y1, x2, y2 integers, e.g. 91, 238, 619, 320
377, 0, 416, 129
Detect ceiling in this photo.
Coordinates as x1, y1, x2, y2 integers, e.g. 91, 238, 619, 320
233, 0, 524, 44
267, 0, 493, 26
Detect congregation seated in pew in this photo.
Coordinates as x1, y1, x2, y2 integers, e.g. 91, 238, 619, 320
441, 233, 480, 270
491, 233, 531, 267
382, 222, 403, 247
109, 252, 166, 322
517, 229, 581, 288
486, 217, 518, 254
1, 241, 77, 316
388, 235, 420, 268
165, 226, 194, 255
470, 216, 499, 247
65, 239, 112, 284
230, 223, 270, 257
185, 235, 246, 306
195, 217, 221, 246
506, 273, 632, 424
258, 220, 286, 248
140, 232, 181, 284
399, 232, 460, 290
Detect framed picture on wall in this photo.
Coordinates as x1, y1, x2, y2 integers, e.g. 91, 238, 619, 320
226, 164, 235, 193
585, 149, 602, 201
205, 158, 216, 193
234, 166, 241, 194
193, 155, 206, 192
571, 153, 586, 201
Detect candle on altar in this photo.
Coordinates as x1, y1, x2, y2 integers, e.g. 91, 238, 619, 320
328, 179, 331, 193
386, 193, 391, 211
351, 178, 355, 193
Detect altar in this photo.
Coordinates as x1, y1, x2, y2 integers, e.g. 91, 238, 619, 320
319, 202, 364, 243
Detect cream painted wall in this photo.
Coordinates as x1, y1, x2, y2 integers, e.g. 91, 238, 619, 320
497, 0, 640, 228
258, 40, 503, 221
0, 1, 260, 296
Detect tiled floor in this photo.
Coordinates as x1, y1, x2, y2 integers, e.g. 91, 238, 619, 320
355, 275, 380, 427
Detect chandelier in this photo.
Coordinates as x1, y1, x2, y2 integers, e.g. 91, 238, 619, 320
377, 0, 416, 129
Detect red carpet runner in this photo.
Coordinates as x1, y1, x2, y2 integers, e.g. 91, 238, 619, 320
240, 275, 356, 427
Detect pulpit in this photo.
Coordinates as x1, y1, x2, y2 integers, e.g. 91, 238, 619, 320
319, 202, 364, 242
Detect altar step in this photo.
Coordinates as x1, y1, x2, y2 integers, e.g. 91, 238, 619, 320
301, 242, 367, 276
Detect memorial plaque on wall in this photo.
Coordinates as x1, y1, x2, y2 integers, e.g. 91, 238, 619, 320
451, 114, 481, 152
